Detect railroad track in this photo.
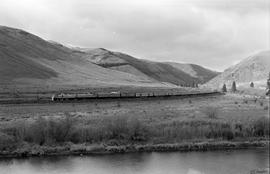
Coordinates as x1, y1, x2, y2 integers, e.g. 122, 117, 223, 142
0, 91, 224, 104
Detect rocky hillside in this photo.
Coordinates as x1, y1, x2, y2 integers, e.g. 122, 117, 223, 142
207, 50, 270, 89
78, 48, 219, 86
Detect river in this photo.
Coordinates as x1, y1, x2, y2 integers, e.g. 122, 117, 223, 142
0, 148, 269, 174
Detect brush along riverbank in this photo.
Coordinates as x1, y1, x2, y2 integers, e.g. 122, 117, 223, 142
0, 140, 269, 158
0, 94, 269, 158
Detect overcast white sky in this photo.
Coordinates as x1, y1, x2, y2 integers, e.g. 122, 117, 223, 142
0, 0, 269, 71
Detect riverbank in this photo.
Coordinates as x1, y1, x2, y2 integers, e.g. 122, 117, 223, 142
0, 140, 269, 158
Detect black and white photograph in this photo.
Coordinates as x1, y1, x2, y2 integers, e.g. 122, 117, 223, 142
0, 0, 269, 173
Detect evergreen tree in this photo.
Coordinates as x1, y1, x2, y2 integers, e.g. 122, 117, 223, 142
231, 81, 237, 92
192, 81, 196, 88
267, 72, 270, 90
222, 84, 227, 92
267, 72, 270, 95
250, 82, 254, 88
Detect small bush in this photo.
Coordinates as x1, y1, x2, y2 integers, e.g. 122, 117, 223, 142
253, 117, 269, 137
117, 101, 121, 108
0, 132, 16, 150
127, 117, 148, 141
26, 117, 47, 145
22, 113, 75, 145
222, 129, 234, 140
47, 113, 75, 143
1, 121, 26, 143
203, 107, 219, 119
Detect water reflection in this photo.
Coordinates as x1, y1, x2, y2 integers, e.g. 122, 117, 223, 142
0, 148, 268, 174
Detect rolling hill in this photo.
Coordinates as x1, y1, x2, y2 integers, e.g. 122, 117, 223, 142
0, 26, 164, 92
207, 50, 270, 89
0, 25, 219, 93
165, 62, 219, 83
77, 48, 219, 86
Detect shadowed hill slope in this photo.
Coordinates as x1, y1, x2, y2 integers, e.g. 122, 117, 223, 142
80, 48, 219, 86
165, 62, 219, 83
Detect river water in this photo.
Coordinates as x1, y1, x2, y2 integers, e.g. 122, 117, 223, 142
0, 148, 269, 174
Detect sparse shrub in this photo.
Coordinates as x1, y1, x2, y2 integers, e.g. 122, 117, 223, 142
222, 128, 234, 140
71, 124, 104, 143
260, 101, 264, 106
47, 112, 75, 143
189, 100, 192, 104
234, 101, 238, 105
243, 100, 248, 104
1, 121, 26, 143
107, 139, 121, 146
234, 123, 243, 137
264, 106, 268, 110
203, 107, 219, 119
13, 121, 27, 142
117, 101, 121, 107
127, 117, 148, 141
253, 117, 269, 137
0, 132, 16, 150
21, 113, 76, 145
103, 115, 128, 140
26, 116, 47, 145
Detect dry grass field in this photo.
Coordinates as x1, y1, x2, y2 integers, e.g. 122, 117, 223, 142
0, 93, 268, 120
0, 93, 268, 136
0, 92, 269, 157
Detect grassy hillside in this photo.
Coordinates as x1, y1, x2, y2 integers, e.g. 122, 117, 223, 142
207, 50, 270, 89
0, 26, 167, 92
80, 48, 218, 86
0, 25, 219, 93
165, 62, 220, 83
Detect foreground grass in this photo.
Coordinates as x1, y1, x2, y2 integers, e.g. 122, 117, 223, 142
0, 110, 269, 157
